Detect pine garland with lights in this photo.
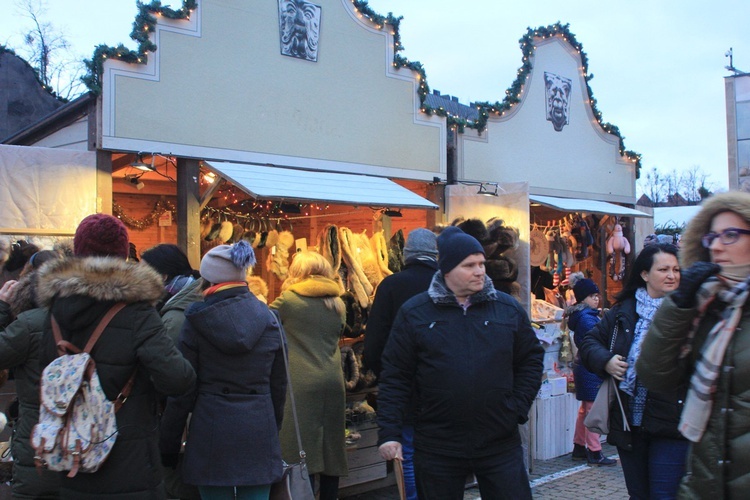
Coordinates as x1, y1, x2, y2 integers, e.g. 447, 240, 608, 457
83, 0, 197, 93
113, 200, 176, 230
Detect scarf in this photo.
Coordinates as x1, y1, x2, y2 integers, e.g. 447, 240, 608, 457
203, 281, 248, 296
678, 264, 750, 442
620, 287, 663, 396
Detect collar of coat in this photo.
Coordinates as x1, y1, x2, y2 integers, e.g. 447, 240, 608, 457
428, 272, 497, 306
36, 256, 165, 307
286, 275, 342, 298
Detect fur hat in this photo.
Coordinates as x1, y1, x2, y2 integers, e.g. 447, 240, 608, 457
456, 218, 489, 244
403, 228, 437, 261
570, 272, 599, 303
200, 240, 256, 284
681, 191, 750, 267
74, 214, 129, 259
437, 226, 485, 275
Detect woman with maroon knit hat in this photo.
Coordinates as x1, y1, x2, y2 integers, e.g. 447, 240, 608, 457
38, 213, 196, 499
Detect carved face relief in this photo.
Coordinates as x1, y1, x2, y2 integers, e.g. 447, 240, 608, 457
544, 72, 572, 131
278, 0, 321, 62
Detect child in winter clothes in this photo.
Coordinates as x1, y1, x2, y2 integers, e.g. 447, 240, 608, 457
566, 273, 616, 466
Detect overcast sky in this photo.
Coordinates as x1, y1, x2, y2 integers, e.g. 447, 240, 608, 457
2, 0, 748, 191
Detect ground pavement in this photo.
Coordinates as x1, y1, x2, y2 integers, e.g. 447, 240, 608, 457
341, 443, 627, 499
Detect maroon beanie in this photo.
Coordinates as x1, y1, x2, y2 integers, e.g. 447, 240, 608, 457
74, 214, 130, 259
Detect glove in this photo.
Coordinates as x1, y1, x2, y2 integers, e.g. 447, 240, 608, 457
161, 453, 179, 469
671, 262, 720, 308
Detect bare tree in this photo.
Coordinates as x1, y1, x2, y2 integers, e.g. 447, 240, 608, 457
637, 165, 713, 206
15, 0, 85, 100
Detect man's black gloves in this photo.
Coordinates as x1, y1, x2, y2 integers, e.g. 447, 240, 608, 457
671, 262, 721, 308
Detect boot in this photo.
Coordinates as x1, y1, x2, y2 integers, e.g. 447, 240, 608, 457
572, 443, 587, 461
587, 449, 617, 466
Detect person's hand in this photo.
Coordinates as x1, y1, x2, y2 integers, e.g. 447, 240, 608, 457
0, 280, 18, 303
671, 262, 721, 308
605, 354, 628, 380
378, 441, 403, 461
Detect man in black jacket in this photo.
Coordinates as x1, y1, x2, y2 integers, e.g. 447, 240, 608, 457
365, 227, 438, 500
378, 226, 543, 500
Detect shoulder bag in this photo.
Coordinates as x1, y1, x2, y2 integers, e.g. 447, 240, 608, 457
584, 322, 631, 435
269, 310, 315, 500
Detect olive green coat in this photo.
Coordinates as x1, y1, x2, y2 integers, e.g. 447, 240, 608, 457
270, 276, 348, 477
637, 295, 750, 499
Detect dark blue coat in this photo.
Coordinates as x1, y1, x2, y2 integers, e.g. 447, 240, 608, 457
160, 287, 287, 487
377, 274, 544, 458
568, 306, 603, 402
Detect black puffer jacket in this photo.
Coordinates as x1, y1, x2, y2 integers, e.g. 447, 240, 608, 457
377, 274, 543, 458
38, 257, 196, 499
578, 296, 687, 450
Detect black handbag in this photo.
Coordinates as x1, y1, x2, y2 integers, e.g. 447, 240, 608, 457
269, 310, 315, 500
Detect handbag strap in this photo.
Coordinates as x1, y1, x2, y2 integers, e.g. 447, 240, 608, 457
608, 321, 619, 353
270, 309, 307, 463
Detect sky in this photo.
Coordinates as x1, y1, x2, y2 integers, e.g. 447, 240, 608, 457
2, 0, 748, 192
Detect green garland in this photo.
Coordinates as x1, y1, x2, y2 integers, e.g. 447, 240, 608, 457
82, 0, 197, 93
113, 199, 176, 230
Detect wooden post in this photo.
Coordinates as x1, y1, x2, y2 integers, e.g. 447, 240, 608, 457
177, 158, 201, 269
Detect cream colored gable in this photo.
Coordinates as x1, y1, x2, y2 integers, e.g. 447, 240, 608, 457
459, 36, 636, 203
100, 0, 444, 180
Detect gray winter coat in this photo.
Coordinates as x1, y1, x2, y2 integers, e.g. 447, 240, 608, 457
160, 286, 287, 487
38, 257, 196, 499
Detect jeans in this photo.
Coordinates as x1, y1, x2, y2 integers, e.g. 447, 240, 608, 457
617, 428, 689, 500
402, 425, 418, 500
413, 446, 531, 500
198, 485, 271, 500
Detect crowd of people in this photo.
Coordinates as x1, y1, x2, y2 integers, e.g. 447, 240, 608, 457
0, 190, 747, 499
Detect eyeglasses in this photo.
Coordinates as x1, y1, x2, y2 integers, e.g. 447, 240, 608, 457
701, 228, 750, 248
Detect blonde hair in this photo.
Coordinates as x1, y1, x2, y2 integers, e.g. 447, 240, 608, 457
282, 251, 344, 314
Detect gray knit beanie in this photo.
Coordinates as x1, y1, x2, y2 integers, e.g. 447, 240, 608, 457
403, 228, 438, 261
200, 240, 256, 284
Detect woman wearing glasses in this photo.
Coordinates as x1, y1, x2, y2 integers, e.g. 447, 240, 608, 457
637, 191, 750, 499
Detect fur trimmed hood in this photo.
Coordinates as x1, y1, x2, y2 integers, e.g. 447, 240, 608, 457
681, 191, 750, 267
37, 257, 165, 307
9, 271, 39, 316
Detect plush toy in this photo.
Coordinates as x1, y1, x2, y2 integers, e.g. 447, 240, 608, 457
606, 223, 631, 281
571, 217, 594, 260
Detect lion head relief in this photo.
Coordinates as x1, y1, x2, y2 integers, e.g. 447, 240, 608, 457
278, 0, 321, 62
544, 72, 572, 132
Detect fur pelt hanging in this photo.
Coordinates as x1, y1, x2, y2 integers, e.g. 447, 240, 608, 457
317, 225, 341, 275
246, 275, 269, 303
370, 230, 392, 279
353, 230, 384, 292
388, 229, 405, 273
339, 227, 373, 308
266, 230, 295, 281
340, 345, 360, 391
217, 221, 234, 244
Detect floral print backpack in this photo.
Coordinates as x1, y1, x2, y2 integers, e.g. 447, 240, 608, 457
31, 303, 135, 477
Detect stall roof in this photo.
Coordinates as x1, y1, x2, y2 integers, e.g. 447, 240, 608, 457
530, 195, 650, 217
204, 161, 438, 209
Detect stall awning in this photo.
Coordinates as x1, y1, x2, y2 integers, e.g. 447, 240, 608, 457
204, 161, 438, 209
529, 195, 650, 217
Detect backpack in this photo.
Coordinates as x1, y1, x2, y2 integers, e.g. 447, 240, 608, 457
32, 303, 135, 477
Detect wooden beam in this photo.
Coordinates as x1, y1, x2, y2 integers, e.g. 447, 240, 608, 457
177, 158, 201, 268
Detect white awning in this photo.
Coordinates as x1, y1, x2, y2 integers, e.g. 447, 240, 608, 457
204, 161, 438, 209
529, 195, 650, 218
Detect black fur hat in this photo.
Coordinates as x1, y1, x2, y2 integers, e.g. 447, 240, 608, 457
456, 218, 489, 244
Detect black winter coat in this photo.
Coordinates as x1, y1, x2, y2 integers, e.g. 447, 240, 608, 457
578, 296, 687, 450
364, 258, 438, 378
38, 257, 196, 500
377, 274, 543, 458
